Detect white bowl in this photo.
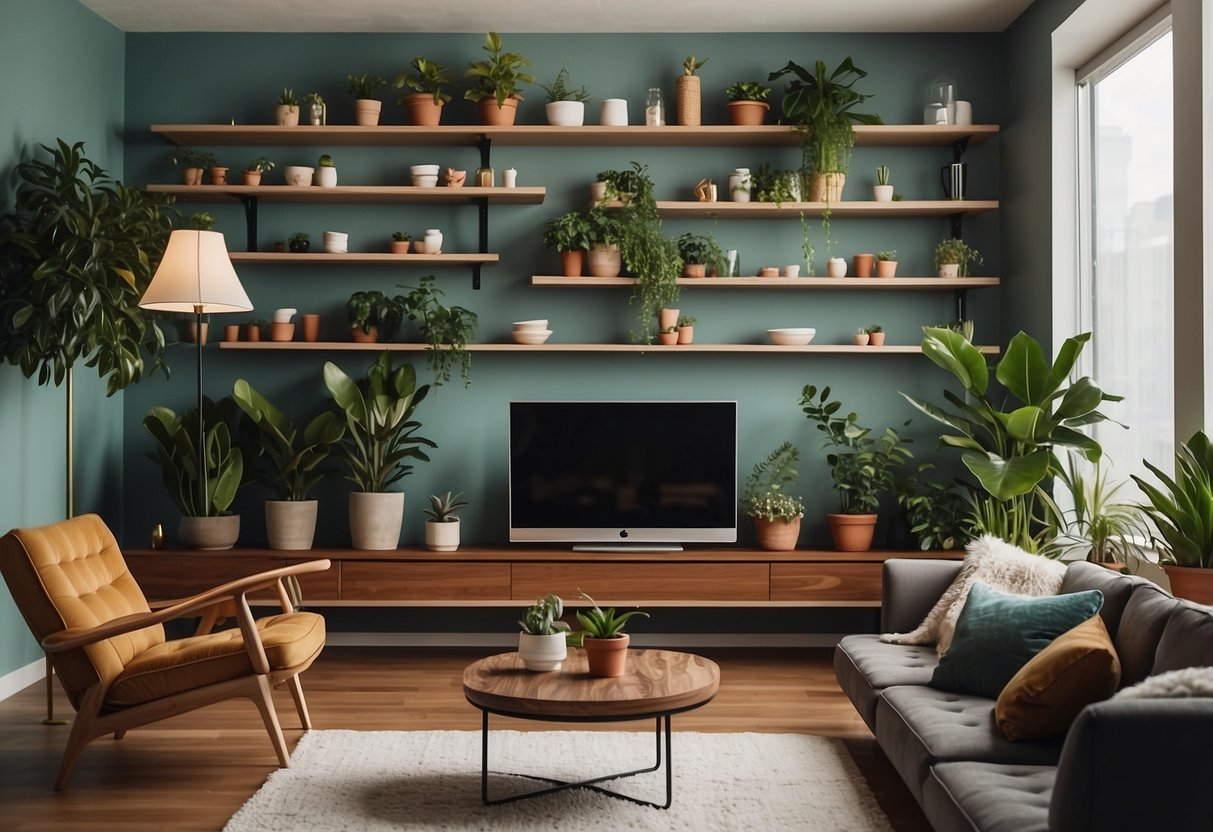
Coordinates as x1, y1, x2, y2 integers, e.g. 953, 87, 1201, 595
412, 174, 439, 188
767, 328, 816, 346
512, 319, 549, 331
284, 165, 314, 187
513, 329, 553, 345
409, 164, 440, 175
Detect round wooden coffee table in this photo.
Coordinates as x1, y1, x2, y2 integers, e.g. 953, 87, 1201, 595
463, 648, 719, 808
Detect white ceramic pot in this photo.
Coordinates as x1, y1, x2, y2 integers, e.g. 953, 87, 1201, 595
425, 519, 460, 552
518, 631, 568, 672
827, 257, 847, 278
729, 168, 752, 202
589, 181, 607, 203
588, 244, 622, 277
178, 514, 240, 550
284, 166, 314, 187
600, 98, 628, 126
546, 100, 585, 127
424, 228, 443, 255
873, 184, 894, 202
265, 500, 318, 550
314, 166, 337, 188
938, 263, 961, 278
348, 491, 404, 550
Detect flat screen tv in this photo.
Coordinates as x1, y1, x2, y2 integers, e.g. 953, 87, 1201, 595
509, 401, 738, 549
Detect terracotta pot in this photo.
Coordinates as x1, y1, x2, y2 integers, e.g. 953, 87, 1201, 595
868, 331, 886, 346
208, 167, 229, 185
353, 99, 382, 126
265, 500, 317, 550
853, 332, 870, 346
676, 75, 701, 126
584, 633, 630, 677
657, 308, 680, 331
351, 325, 379, 344
222, 324, 240, 343
242, 171, 262, 186
853, 253, 875, 278
182, 167, 203, 186
827, 513, 878, 552
270, 322, 295, 342
275, 104, 299, 126
1163, 565, 1213, 605
759, 266, 779, 278
658, 331, 678, 345
391, 240, 410, 254
808, 173, 846, 203
425, 519, 460, 552
727, 100, 769, 126
518, 632, 567, 672
677, 325, 694, 345
348, 491, 404, 550
187, 321, 208, 344
403, 92, 444, 127
755, 516, 800, 551
875, 260, 898, 278
478, 96, 519, 126
559, 249, 585, 277
178, 514, 240, 550
587, 244, 622, 278
683, 263, 707, 278
244, 323, 261, 342
301, 314, 320, 343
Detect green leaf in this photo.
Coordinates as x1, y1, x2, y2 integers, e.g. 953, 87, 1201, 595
920, 326, 988, 395
962, 450, 1051, 500
1001, 405, 1046, 442
996, 331, 1050, 405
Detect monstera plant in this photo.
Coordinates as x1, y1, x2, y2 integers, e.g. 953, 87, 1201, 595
902, 327, 1121, 552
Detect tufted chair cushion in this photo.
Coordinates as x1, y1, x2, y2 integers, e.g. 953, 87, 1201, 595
0, 514, 164, 708
924, 762, 1054, 832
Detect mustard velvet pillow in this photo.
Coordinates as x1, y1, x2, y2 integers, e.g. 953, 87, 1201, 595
995, 614, 1121, 741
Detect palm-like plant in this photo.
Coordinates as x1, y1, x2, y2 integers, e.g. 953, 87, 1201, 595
1047, 456, 1148, 564
768, 57, 881, 177
1133, 431, 1213, 568
572, 592, 649, 642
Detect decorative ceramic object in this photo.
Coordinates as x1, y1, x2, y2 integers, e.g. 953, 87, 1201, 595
729, 168, 752, 202
783, 265, 801, 278
424, 228, 443, 255
518, 632, 568, 672
600, 98, 628, 126
938, 263, 961, 278
588, 244, 621, 277
445, 168, 466, 187
283, 166, 313, 187
694, 179, 717, 202
767, 328, 816, 346
853, 253, 875, 278
827, 257, 847, 278
314, 166, 337, 188
353, 99, 382, 126
503, 167, 517, 188
301, 314, 320, 342
425, 519, 460, 552
546, 100, 585, 126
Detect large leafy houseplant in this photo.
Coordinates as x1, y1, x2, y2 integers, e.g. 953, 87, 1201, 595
143, 398, 246, 517
399, 276, 478, 388
1132, 431, 1213, 570
902, 327, 1121, 552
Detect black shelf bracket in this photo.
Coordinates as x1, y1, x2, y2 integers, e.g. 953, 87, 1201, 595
474, 196, 489, 291
238, 195, 259, 252
950, 212, 964, 240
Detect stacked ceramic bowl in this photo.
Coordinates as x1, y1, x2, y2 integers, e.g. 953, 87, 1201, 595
512, 320, 552, 345
322, 231, 348, 253
410, 164, 440, 188
767, 328, 816, 345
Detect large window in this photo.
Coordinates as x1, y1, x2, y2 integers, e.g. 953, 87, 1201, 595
1076, 23, 1173, 486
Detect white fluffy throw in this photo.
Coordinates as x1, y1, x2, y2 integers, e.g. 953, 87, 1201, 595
1114, 666, 1213, 699
880, 535, 1067, 655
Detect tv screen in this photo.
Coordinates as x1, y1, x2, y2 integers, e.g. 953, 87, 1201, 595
509, 401, 738, 548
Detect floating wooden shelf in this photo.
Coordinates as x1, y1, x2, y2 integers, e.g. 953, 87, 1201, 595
655, 199, 999, 218
144, 184, 546, 204
531, 276, 1001, 289
218, 341, 1000, 355
230, 252, 499, 265
151, 123, 1000, 148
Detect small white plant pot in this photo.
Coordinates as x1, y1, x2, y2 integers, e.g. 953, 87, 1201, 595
425, 519, 460, 552
314, 166, 337, 188
546, 100, 585, 127
873, 184, 894, 202
827, 257, 847, 278
938, 263, 961, 278
518, 632, 568, 672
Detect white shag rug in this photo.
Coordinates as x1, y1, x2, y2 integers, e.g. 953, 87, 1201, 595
223, 730, 893, 831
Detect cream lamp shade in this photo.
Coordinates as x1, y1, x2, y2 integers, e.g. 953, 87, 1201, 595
139, 229, 252, 313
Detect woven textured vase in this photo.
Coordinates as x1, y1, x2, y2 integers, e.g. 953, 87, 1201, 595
677, 75, 701, 126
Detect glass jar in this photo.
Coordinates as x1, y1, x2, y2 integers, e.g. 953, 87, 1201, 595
475, 165, 494, 187
645, 88, 664, 127
927, 76, 957, 125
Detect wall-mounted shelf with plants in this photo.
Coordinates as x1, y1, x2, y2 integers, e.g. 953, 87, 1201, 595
230, 252, 499, 265
217, 341, 1000, 355
529, 276, 1000, 289
654, 200, 998, 219
144, 184, 546, 205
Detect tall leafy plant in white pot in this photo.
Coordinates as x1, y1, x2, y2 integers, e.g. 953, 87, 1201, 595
232, 379, 345, 550
324, 352, 435, 550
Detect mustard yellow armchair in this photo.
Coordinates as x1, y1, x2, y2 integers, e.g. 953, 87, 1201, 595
0, 513, 329, 790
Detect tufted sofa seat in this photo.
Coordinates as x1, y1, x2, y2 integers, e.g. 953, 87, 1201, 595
834, 559, 1213, 832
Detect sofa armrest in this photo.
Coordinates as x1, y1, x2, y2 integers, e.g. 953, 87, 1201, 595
880, 559, 962, 633
1050, 698, 1213, 832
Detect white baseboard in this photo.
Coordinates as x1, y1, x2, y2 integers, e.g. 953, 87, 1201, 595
326, 632, 846, 649
0, 658, 46, 702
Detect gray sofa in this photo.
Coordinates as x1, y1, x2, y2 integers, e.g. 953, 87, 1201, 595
834, 559, 1213, 832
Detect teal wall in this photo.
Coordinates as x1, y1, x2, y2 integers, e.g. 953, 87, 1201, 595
0, 0, 126, 677
121, 32, 1003, 552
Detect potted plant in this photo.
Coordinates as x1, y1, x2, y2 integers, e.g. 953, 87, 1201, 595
348, 73, 387, 126
347, 289, 406, 343
189, 211, 215, 231
768, 57, 881, 202
1132, 431, 1213, 603
584, 208, 623, 277
243, 318, 266, 342
276, 88, 300, 126
400, 276, 479, 388
394, 57, 454, 126
725, 81, 771, 126
800, 385, 913, 552
874, 164, 894, 201
903, 327, 1120, 552
463, 32, 534, 126
676, 232, 725, 278
865, 324, 886, 346
539, 65, 591, 127
424, 490, 467, 551
243, 156, 274, 186
207, 161, 229, 186
324, 352, 435, 550
517, 594, 571, 671
827, 256, 846, 277
933, 237, 982, 277
173, 147, 216, 185
657, 326, 678, 345
751, 163, 800, 204
895, 466, 978, 551
391, 231, 411, 254
288, 231, 310, 253
853, 326, 870, 346
875, 249, 898, 277
232, 380, 345, 550
591, 163, 681, 341
677, 314, 696, 345
542, 210, 593, 277
314, 154, 337, 188
1048, 456, 1147, 568
143, 398, 247, 550
304, 91, 325, 126
740, 441, 805, 551
677, 55, 708, 126
572, 592, 649, 677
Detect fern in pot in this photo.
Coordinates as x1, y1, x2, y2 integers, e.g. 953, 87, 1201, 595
517, 594, 572, 671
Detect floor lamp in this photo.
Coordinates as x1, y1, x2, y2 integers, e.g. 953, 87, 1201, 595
138, 229, 252, 514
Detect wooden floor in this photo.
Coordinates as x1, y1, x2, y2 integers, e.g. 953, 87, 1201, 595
0, 647, 930, 831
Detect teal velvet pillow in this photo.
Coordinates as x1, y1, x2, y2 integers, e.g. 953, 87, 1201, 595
929, 581, 1105, 699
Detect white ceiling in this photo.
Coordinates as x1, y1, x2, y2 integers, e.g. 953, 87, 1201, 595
77, 0, 1037, 33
